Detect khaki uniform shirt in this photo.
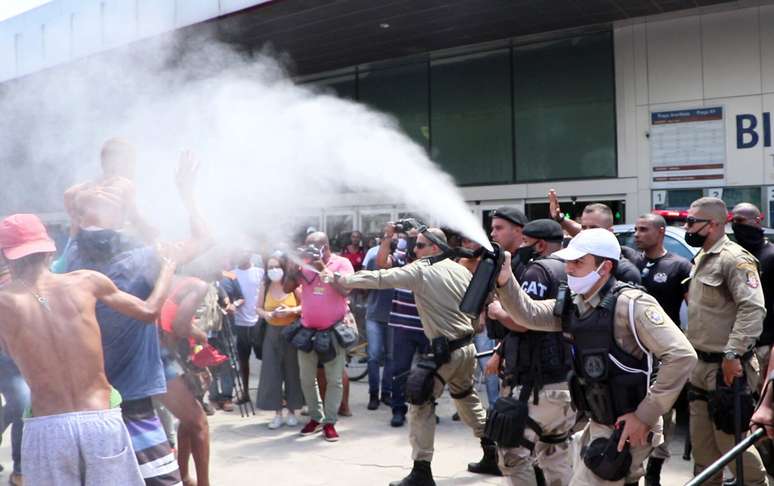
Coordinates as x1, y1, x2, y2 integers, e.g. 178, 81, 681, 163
339, 258, 475, 341
687, 235, 765, 355
496, 277, 697, 426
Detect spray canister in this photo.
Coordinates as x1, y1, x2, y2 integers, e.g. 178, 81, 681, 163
459, 242, 503, 319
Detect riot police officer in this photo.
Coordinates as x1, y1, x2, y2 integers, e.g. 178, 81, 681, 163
486, 219, 575, 486
495, 229, 697, 486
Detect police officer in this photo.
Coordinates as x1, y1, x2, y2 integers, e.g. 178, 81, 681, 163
482, 207, 528, 380
486, 219, 575, 486
495, 228, 697, 486
731, 202, 774, 381
334, 228, 496, 486
683, 197, 769, 485
632, 213, 692, 486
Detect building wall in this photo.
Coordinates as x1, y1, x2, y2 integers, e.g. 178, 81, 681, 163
0, 0, 268, 83
615, 1, 774, 221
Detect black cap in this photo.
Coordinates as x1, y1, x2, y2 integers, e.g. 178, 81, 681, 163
523, 219, 564, 242
491, 207, 528, 227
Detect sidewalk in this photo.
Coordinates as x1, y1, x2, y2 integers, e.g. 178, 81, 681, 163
0, 363, 732, 485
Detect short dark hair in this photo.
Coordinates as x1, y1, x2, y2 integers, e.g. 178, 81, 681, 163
591, 255, 618, 275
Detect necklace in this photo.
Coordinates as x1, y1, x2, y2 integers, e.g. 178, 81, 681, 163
18, 279, 50, 311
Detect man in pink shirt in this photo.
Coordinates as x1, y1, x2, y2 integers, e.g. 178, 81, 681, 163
284, 232, 354, 442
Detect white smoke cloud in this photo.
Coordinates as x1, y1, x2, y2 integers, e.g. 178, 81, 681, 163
0, 34, 491, 251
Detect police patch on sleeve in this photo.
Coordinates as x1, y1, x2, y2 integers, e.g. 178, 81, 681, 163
746, 271, 760, 289
644, 307, 664, 325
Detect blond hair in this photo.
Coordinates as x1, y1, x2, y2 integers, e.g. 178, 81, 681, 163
690, 197, 727, 224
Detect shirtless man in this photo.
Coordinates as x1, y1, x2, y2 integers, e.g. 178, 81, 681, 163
62, 137, 158, 242
0, 213, 176, 485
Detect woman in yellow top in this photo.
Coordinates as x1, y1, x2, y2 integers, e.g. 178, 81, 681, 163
256, 255, 304, 429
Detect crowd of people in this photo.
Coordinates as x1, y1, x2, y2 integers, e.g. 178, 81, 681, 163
0, 137, 772, 486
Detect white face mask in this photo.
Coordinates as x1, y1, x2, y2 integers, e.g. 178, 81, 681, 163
567, 263, 604, 295
267, 268, 284, 282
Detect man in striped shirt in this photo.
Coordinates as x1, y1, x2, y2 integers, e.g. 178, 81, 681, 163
389, 286, 430, 427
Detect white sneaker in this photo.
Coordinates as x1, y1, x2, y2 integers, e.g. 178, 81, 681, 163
268, 415, 283, 430
286, 414, 299, 427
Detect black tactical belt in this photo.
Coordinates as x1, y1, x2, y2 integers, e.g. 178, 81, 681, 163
449, 334, 474, 353
695, 349, 753, 363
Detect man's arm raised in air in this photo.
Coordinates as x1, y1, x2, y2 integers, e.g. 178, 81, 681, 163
549, 189, 582, 237
168, 151, 214, 265
89, 256, 177, 322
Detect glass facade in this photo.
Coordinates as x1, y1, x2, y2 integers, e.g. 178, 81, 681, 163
430, 50, 513, 185
302, 31, 617, 187
513, 33, 616, 181
358, 62, 429, 150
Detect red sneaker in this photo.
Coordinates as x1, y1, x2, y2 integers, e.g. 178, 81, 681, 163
300, 419, 322, 436
323, 423, 339, 442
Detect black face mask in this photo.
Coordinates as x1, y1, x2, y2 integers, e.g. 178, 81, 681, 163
77, 228, 121, 261
515, 244, 537, 265
732, 223, 764, 251
684, 223, 710, 248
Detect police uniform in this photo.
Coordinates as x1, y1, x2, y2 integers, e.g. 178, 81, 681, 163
339, 258, 490, 477
496, 230, 696, 486
686, 235, 768, 485
495, 219, 575, 486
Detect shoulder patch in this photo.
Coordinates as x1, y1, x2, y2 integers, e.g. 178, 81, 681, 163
746, 271, 760, 289
644, 307, 664, 325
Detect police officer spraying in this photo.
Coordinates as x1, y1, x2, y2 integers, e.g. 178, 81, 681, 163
495, 228, 697, 485
333, 226, 496, 486
632, 213, 692, 486
485, 219, 575, 486
683, 197, 769, 485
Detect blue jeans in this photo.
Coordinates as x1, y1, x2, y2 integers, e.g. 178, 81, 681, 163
390, 327, 430, 415
0, 356, 30, 474
208, 332, 234, 401
367, 319, 393, 396
474, 331, 499, 410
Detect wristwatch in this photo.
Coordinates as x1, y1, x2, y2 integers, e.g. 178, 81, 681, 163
723, 351, 740, 361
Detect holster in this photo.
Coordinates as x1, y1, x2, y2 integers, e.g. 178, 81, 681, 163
431, 336, 451, 365
290, 326, 315, 353
314, 329, 337, 364
484, 385, 542, 450
708, 370, 756, 435
332, 320, 358, 349
582, 425, 632, 481
406, 358, 443, 406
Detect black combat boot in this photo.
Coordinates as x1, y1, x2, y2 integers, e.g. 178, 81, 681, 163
644, 457, 664, 486
388, 460, 435, 486
467, 438, 502, 476
368, 393, 380, 410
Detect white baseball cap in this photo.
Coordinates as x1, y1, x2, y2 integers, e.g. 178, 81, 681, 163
552, 228, 621, 262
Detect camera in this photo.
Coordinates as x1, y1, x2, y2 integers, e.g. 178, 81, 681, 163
393, 218, 422, 233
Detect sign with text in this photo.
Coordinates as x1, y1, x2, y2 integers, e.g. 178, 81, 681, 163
650, 107, 725, 189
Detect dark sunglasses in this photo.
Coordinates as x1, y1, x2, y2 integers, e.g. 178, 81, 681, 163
415, 242, 432, 249
685, 217, 711, 226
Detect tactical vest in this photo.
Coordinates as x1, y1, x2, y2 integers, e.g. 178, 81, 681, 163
563, 280, 651, 425
502, 257, 571, 392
